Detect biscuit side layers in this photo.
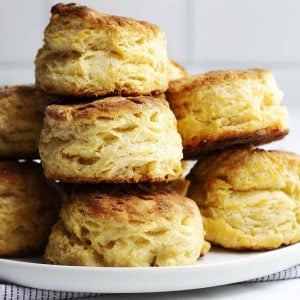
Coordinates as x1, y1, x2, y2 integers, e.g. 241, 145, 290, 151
39, 96, 183, 183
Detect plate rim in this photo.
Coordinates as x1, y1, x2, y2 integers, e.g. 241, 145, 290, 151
1, 243, 300, 293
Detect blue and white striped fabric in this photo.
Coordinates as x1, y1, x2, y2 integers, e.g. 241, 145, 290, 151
246, 264, 300, 283
0, 284, 100, 300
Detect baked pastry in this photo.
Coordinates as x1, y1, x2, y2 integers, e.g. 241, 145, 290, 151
168, 60, 188, 81
39, 96, 183, 183
44, 183, 207, 266
166, 68, 289, 158
35, 3, 169, 97
187, 146, 300, 250
0, 85, 60, 159
0, 160, 61, 257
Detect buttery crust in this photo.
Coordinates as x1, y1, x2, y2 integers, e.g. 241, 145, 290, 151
0, 85, 61, 159
44, 183, 208, 266
50, 3, 161, 34
39, 96, 183, 183
168, 68, 270, 94
166, 68, 289, 158
35, 3, 169, 97
187, 146, 300, 250
46, 95, 168, 121
0, 160, 61, 257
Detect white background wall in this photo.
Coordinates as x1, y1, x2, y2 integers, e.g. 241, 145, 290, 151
1, 0, 300, 108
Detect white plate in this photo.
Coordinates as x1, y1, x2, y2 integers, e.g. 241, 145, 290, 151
1, 244, 300, 293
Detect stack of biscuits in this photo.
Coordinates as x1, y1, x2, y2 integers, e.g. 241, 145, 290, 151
35, 3, 208, 267
1, 2, 300, 267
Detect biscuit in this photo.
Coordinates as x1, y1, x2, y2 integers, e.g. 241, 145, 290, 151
0, 160, 61, 257
168, 60, 188, 81
44, 183, 207, 266
39, 96, 183, 183
166, 68, 289, 158
187, 146, 300, 250
35, 3, 169, 97
162, 178, 190, 197
0, 85, 60, 159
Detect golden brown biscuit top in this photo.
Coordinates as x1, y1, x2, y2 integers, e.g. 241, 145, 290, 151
0, 160, 42, 184
46, 96, 170, 121
50, 3, 161, 35
0, 84, 67, 104
190, 146, 300, 191
167, 68, 272, 94
0, 85, 35, 99
64, 183, 196, 219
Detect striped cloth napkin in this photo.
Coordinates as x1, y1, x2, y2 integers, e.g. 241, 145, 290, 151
246, 264, 300, 282
0, 285, 99, 300
1, 264, 300, 300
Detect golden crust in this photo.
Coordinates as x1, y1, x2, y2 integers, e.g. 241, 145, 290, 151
0, 84, 62, 103
0, 85, 34, 98
187, 146, 300, 250
50, 3, 161, 35
39, 96, 183, 183
167, 68, 271, 95
46, 96, 169, 121
68, 184, 195, 219
45, 183, 206, 266
0, 160, 61, 257
166, 68, 289, 159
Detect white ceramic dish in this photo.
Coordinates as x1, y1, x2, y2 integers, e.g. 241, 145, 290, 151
1, 244, 300, 293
